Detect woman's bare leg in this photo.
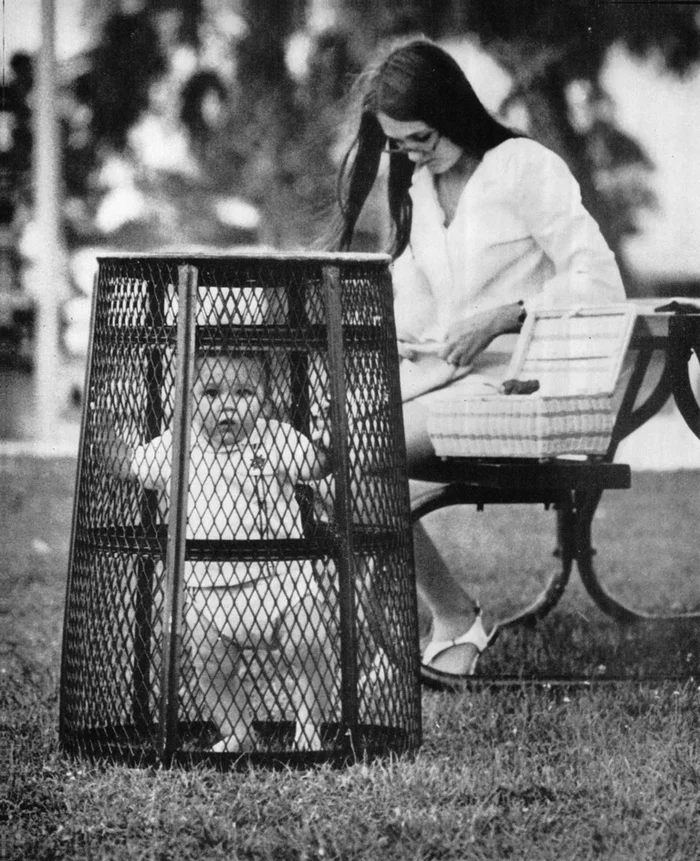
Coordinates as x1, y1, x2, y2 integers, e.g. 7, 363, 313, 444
403, 397, 481, 674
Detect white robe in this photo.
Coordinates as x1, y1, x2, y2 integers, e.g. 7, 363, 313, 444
393, 138, 626, 401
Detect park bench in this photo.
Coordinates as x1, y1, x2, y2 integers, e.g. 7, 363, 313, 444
410, 300, 700, 638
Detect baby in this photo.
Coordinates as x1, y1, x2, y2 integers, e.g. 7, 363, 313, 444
103, 348, 334, 752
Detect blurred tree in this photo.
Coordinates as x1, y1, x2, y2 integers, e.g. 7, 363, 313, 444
0, 53, 33, 288
195, 0, 360, 248
179, 70, 227, 154
0, 52, 34, 220
57, 0, 700, 273
75, 11, 167, 151
198, 0, 307, 246
1, 53, 34, 177
0, 53, 34, 363
311, 0, 700, 288
447, 0, 700, 288
59, 0, 210, 245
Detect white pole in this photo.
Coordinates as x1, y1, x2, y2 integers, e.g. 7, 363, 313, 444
33, 0, 65, 444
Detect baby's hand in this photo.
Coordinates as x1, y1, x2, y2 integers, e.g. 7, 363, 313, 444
91, 402, 135, 480
309, 398, 332, 451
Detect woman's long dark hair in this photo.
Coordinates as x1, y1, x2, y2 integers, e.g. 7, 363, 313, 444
333, 38, 518, 257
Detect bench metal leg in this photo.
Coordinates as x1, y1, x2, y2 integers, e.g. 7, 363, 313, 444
496, 499, 575, 629
410, 485, 573, 629
573, 489, 640, 624
573, 489, 700, 624
412, 483, 700, 630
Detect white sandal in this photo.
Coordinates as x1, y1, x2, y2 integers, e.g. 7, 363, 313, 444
421, 613, 498, 690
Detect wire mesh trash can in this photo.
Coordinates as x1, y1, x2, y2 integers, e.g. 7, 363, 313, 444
60, 252, 421, 768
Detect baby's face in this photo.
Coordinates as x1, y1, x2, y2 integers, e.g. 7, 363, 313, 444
192, 355, 268, 450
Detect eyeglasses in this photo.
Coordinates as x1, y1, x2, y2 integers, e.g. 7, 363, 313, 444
382, 129, 440, 155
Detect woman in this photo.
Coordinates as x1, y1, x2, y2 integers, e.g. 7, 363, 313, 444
333, 38, 626, 688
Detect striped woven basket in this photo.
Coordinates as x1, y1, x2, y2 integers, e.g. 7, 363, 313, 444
427, 305, 637, 459
428, 393, 614, 458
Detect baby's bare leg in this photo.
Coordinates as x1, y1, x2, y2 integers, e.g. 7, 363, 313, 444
280, 595, 337, 751
185, 596, 255, 751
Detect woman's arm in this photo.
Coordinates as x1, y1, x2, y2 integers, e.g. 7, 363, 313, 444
438, 143, 624, 366
514, 142, 626, 309
438, 302, 525, 367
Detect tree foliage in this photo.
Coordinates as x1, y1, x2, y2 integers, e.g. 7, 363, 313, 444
59, 0, 700, 276
74, 11, 168, 151
462, 2, 700, 285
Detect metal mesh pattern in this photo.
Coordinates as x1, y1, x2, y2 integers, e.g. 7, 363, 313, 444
60, 254, 420, 767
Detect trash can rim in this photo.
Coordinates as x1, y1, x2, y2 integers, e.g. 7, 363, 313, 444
96, 251, 392, 265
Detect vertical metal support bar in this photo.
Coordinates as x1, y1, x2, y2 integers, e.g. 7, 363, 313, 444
132, 274, 165, 732
376, 265, 421, 722
60, 265, 100, 742
132, 535, 156, 731
287, 269, 310, 432
323, 265, 359, 730
159, 264, 197, 759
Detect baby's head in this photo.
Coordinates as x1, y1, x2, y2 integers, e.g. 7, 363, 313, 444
192, 349, 272, 450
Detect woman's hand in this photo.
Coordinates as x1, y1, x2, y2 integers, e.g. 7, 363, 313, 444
438, 303, 524, 367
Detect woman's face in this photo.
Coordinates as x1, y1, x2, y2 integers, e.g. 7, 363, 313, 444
376, 112, 464, 175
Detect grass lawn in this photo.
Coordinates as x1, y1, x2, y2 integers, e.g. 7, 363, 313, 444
3, 455, 700, 860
